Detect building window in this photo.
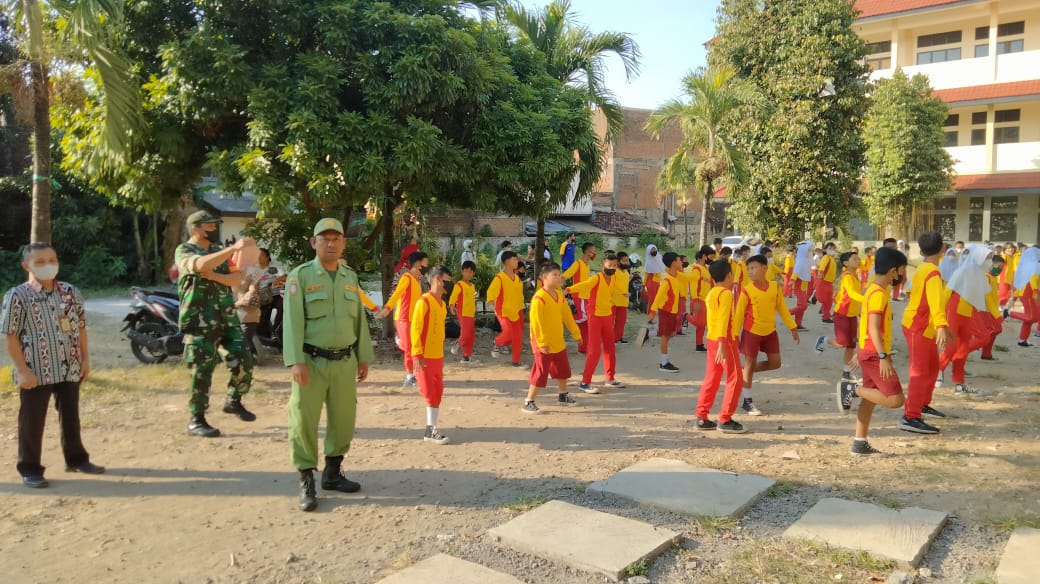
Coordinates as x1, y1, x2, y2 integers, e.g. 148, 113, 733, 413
943, 131, 958, 147
997, 21, 1025, 36
976, 22, 1026, 57
970, 197, 985, 210
995, 109, 1020, 123
916, 48, 961, 65
991, 214, 1017, 241
972, 111, 987, 125
969, 213, 983, 241
935, 215, 956, 241
997, 39, 1025, 55
868, 40, 892, 53
994, 127, 1019, 144
935, 198, 957, 211
943, 114, 960, 127
918, 30, 962, 47
971, 129, 986, 146
866, 40, 892, 70
991, 196, 1017, 211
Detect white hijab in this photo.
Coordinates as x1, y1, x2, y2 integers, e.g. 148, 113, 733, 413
1013, 247, 1040, 291
645, 244, 665, 274
938, 248, 960, 282
793, 242, 813, 281
947, 244, 991, 311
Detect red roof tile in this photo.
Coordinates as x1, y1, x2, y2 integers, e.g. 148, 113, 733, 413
955, 172, 1040, 191
933, 80, 1040, 104
856, 0, 966, 19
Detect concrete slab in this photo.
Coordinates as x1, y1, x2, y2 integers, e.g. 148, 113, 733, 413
995, 527, 1040, 584
783, 498, 949, 568
488, 500, 680, 581
375, 553, 524, 584
587, 458, 776, 518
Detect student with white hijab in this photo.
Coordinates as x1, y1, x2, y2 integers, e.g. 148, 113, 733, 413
938, 246, 960, 282
643, 244, 666, 309
460, 240, 476, 266
938, 244, 992, 395
790, 242, 813, 330
1009, 246, 1040, 347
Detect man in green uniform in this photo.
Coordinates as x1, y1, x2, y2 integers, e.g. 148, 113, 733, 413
284, 218, 373, 512
175, 211, 257, 438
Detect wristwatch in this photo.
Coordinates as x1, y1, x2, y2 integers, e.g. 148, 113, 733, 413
877, 352, 889, 360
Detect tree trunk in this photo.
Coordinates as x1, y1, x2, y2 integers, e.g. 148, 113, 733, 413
152, 210, 161, 282
380, 184, 396, 339
535, 215, 546, 282
28, 57, 51, 243
699, 180, 711, 248
162, 195, 194, 280
683, 204, 689, 248
133, 212, 148, 282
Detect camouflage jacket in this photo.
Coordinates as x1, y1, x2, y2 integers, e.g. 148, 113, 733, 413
175, 241, 239, 334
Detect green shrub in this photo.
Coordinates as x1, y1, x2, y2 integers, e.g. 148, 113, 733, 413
0, 248, 24, 292
636, 228, 669, 251
69, 245, 128, 288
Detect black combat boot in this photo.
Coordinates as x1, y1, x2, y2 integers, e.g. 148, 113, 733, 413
299, 469, 317, 512
222, 396, 257, 421
187, 414, 220, 437
321, 456, 361, 493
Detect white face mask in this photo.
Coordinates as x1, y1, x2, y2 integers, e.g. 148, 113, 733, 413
30, 263, 59, 281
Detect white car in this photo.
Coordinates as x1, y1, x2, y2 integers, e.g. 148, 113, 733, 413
720, 235, 750, 247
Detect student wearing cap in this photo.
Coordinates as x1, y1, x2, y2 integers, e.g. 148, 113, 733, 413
284, 218, 374, 512
174, 210, 259, 438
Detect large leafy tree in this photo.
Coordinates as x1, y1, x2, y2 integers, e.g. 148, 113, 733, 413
2, 0, 140, 243
494, 0, 638, 265
645, 65, 762, 247
862, 69, 954, 240
710, 0, 870, 243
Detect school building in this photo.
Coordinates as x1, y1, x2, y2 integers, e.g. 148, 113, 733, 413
856, 0, 1040, 244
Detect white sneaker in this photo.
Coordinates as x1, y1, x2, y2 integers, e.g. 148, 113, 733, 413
603, 379, 626, 388
450, 341, 460, 355
935, 370, 944, 388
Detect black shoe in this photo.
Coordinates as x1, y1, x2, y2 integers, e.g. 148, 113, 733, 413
675, 330, 685, 336
617, 338, 629, 344
809, 295, 817, 305
22, 475, 48, 488
511, 361, 526, 368
796, 326, 810, 332
899, 416, 940, 434
187, 415, 221, 438
658, 362, 680, 373
836, 381, 857, 414
822, 318, 834, 324
299, 469, 317, 512
321, 456, 361, 492
921, 405, 947, 418
222, 397, 256, 422
695, 344, 708, 352
741, 398, 763, 416
695, 417, 717, 431
66, 461, 105, 474
850, 440, 886, 456
979, 355, 998, 361
718, 420, 746, 434
1018, 340, 1035, 348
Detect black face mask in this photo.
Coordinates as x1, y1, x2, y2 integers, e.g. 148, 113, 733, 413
681, 261, 690, 269
441, 280, 454, 300
204, 228, 220, 244
650, 250, 658, 256
619, 264, 630, 271
419, 265, 430, 276
892, 275, 904, 287
603, 268, 616, 276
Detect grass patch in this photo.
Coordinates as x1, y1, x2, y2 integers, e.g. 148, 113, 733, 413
832, 485, 903, 509
695, 515, 740, 534
714, 539, 893, 584
981, 514, 1040, 532
625, 559, 649, 577
500, 495, 549, 513
993, 344, 1009, 353
767, 480, 799, 497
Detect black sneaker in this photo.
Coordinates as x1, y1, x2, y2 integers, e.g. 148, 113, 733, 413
511, 361, 526, 368
836, 381, 857, 414
617, 338, 629, 344
899, 416, 940, 434
741, 398, 763, 416
822, 318, 834, 324
695, 418, 717, 431
850, 440, 886, 456
658, 362, 680, 373
578, 382, 601, 394
718, 420, 746, 434
520, 401, 542, 415
695, 344, 708, 352
921, 405, 946, 418
841, 370, 863, 383
796, 326, 810, 332
979, 355, 998, 361
557, 392, 577, 406
423, 425, 451, 445
1018, 340, 1036, 348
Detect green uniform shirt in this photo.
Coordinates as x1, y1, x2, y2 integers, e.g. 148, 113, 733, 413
175, 241, 238, 334
282, 258, 374, 367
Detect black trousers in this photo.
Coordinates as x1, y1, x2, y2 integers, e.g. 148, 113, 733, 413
17, 381, 90, 477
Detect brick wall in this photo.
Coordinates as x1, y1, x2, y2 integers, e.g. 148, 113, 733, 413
423, 211, 524, 238
593, 107, 684, 213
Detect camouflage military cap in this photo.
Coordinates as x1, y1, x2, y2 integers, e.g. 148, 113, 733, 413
313, 218, 344, 236
186, 210, 223, 227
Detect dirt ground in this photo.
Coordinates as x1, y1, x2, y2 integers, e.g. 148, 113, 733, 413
0, 295, 1038, 583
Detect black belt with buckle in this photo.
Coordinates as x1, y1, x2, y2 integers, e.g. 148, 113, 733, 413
303, 343, 354, 361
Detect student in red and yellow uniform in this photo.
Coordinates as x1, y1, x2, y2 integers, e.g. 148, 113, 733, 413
734, 254, 800, 416
782, 246, 795, 298
938, 245, 993, 395
816, 242, 839, 323
377, 251, 429, 387
1009, 246, 1040, 346
449, 261, 478, 364
859, 247, 875, 288
814, 252, 863, 381
980, 255, 1006, 360
836, 247, 908, 456
562, 242, 596, 353
612, 254, 632, 343
687, 246, 715, 352
524, 263, 582, 414
486, 251, 525, 367
410, 266, 452, 445
731, 246, 749, 297
694, 260, 746, 434
647, 252, 685, 374
997, 243, 1016, 308
900, 231, 954, 434
568, 252, 624, 391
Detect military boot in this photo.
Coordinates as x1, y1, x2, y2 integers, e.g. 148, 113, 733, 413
187, 414, 221, 437
222, 396, 257, 421
321, 456, 361, 493
298, 469, 317, 512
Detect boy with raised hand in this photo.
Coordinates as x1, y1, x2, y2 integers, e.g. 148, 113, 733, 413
838, 247, 908, 456
734, 254, 801, 416
647, 252, 685, 373
525, 263, 582, 413
567, 252, 625, 392
449, 261, 478, 364
411, 266, 453, 445
377, 251, 429, 388
816, 242, 839, 323
694, 259, 746, 434
562, 242, 596, 353
486, 251, 526, 367
900, 231, 955, 435
815, 251, 864, 383
687, 246, 715, 352
612, 253, 632, 344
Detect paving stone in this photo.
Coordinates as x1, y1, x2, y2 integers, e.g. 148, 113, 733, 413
488, 500, 680, 581
375, 553, 524, 584
783, 497, 948, 568
587, 457, 776, 518
995, 527, 1040, 584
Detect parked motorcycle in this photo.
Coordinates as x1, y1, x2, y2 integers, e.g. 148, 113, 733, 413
123, 286, 183, 364
628, 270, 645, 312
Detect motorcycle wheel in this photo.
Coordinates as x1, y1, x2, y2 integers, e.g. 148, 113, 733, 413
131, 322, 169, 364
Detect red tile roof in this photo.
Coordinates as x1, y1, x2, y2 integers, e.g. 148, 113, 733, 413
933, 80, 1040, 104
856, 0, 967, 19
955, 172, 1040, 191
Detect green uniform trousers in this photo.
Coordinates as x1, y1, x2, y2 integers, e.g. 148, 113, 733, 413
184, 325, 253, 415
289, 354, 358, 470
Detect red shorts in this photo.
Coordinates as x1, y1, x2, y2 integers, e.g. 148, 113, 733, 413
416, 357, 444, 407
688, 299, 707, 328
857, 349, 902, 397
657, 311, 679, 337
529, 349, 571, 387
739, 330, 780, 360
833, 314, 857, 349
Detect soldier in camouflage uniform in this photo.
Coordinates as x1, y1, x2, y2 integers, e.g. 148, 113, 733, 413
175, 210, 258, 437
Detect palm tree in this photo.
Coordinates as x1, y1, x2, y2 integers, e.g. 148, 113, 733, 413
496, 0, 639, 265
645, 65, 762, 248
3, 0, 139, 243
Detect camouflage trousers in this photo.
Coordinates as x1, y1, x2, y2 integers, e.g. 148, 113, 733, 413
184, 325, 253, 415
